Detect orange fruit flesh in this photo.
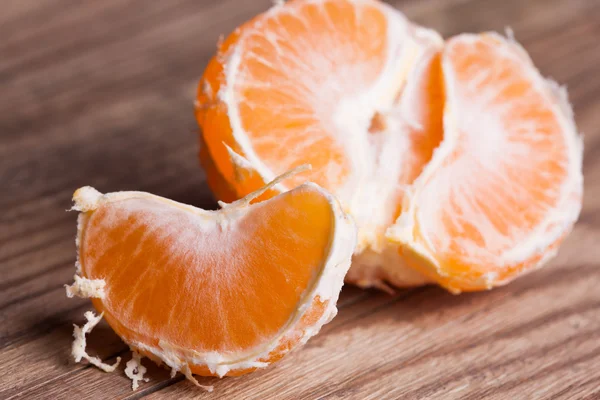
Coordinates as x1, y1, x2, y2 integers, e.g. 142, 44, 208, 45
234, 0, 389, 191
198, 0, 443, 197
78, 183, 351, 376
200, 0, 387, 191
390, 34, 582, 292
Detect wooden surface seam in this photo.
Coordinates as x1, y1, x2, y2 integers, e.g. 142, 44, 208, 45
1, 0, 600, 398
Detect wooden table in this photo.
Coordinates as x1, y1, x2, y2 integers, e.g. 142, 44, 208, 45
2, 0, 599, 398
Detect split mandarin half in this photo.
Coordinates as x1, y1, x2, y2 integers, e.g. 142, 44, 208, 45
386, 33, 583, 292
69, 169, 356, 382
196, 0, 583, 292
196, 0, 445, 289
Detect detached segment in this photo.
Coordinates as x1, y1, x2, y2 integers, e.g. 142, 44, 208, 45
66, 170, 356, 389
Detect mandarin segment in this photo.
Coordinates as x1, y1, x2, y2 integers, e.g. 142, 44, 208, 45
69, 177, 356, 382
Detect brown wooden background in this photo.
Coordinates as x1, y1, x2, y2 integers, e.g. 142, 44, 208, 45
2, 0, 599, 399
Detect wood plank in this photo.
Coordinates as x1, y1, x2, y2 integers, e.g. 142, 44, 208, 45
1, 0, 599, 398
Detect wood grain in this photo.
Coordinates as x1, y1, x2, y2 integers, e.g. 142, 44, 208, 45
1, 0, 599, 398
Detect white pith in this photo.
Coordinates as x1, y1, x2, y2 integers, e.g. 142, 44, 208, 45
65, 274, 106, 299
385, 33, 584, 285
217, 0, 443, 287
72, 181, 356, 379
124, 351, 150, 391
71, 311, 122, 373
